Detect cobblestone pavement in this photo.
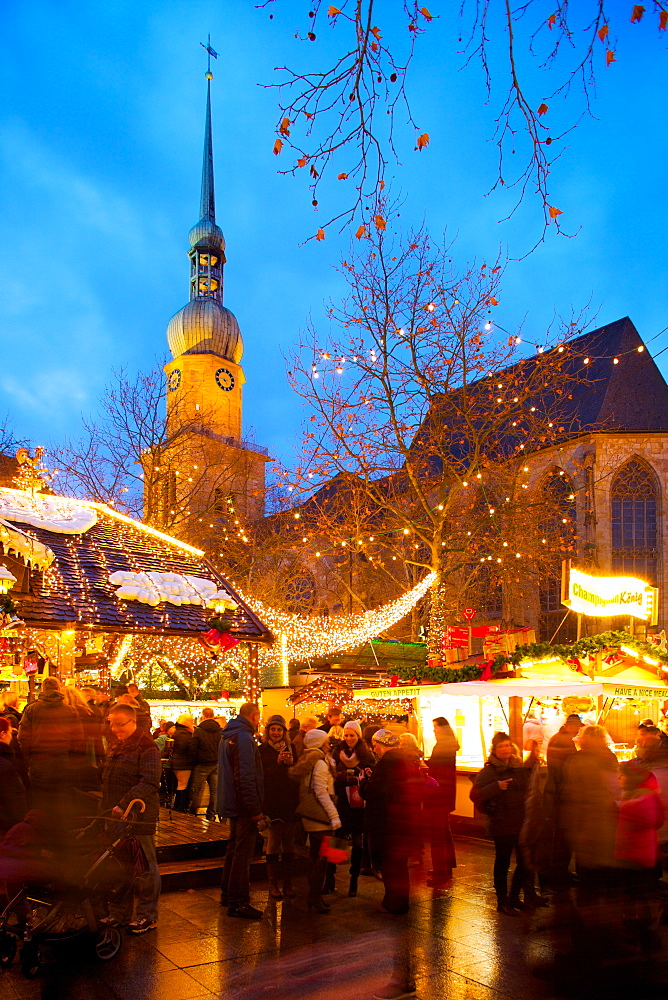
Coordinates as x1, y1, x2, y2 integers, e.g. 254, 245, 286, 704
1, 837, 667, 1000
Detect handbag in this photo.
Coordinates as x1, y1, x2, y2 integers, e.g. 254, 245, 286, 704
295, 765, 332, 825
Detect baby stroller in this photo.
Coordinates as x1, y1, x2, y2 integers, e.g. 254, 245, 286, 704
0, 799, 148, 978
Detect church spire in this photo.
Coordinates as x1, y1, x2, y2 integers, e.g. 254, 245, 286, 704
200, 75, 216, 223
185, 38, 226, 306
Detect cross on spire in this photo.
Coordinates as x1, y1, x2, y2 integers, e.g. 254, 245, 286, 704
200, 34, 218, 77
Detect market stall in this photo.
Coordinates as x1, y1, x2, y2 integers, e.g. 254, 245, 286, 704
0, 471, 271, 707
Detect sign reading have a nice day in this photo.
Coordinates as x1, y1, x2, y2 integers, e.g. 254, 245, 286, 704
561, 561, 658, 623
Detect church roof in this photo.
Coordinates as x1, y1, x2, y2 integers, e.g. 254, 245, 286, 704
0, 489, 271, 640
167, 298, 243, 363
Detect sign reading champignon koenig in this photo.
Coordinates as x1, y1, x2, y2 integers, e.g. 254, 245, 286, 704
561, 560, 659, 623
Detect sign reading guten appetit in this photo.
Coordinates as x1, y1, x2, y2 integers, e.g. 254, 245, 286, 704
561, 560, 658, 623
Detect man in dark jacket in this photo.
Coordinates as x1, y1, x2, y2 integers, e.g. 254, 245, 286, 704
317, 706, 343, 734
217, 702, 264, 919
18, 676, 85, 821
101, 704, 161, 934
190, 708, 222, 819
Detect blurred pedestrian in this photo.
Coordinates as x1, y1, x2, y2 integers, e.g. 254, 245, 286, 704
545, 713, 584, 888
426, 716, 459, 887
632, 725, 668, 878
332, 720, 376, 897
18, 677, 84, 827
259, 714, 299, 899
127, 683, 152, 732
318, 706, 343, 733
470, 731, 538, 914
0, 690, 22, 730
287, 718, 300, 742
0, 717, 27, 835
189, 708, 222, 819
171, 714, 195, 812
562, 724, 620, 878
615, 759, 664, 946
218, 702, 265, 919
291, 717, 317, 759
61, 686, 103, 789
360, 729, 418, 915
101, 704, 161, 934
289, 729, 341, 913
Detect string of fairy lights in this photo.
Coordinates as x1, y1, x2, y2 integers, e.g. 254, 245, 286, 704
236, 571, 436, 666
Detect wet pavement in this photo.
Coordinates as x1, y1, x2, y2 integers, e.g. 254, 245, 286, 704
1, 836, 667, 1000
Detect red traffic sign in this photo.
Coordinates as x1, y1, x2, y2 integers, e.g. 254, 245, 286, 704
462, 607, 476, 620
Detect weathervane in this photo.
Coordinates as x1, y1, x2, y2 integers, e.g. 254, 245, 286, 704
200, 34, 218, 79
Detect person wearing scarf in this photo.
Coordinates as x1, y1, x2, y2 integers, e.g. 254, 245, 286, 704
259, 715, 299, 899
332, 720, 377, 896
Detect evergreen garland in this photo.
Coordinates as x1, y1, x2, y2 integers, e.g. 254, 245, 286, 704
387, 629, 668, 686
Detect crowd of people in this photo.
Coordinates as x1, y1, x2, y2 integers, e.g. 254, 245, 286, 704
2, 678, 668, 991
470, 715, 668, 956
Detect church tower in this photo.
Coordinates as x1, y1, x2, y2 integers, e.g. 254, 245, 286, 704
156, 63, 268, 532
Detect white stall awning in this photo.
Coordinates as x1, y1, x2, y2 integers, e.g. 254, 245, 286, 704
437, 678, 604, 698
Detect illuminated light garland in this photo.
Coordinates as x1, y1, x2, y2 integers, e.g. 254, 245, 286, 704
237, 571, 436, 668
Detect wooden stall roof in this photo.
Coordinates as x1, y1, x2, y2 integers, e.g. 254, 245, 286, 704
0, 490, 271, 641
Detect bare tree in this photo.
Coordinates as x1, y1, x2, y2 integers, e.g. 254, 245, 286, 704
264, 1, 667, 241
284, 224, 591, 652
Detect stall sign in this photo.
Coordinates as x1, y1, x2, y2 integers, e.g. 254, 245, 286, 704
607, 686, 667, 699
353, 684, 442, 700
561, 561, 658, 623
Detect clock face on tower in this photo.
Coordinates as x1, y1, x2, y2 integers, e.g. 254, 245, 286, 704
168, 369, 181, 392
215, 367, 235, 392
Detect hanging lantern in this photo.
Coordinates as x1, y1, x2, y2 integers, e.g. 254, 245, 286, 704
0, 566, 17, 595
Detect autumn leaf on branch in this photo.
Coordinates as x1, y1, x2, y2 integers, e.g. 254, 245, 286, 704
279, 118, 291, 136
337, 172, 348, 179
355, 225, 367, 239
537, 104, 548, 116
316, 228, 326, 241
661, 10, 668, 30
420, 6, 433, 20
549, 206, 563, 219
606, 49, 616, 65
598, 24, 609, 40
630, 5, 645, 23
374, 215, 387, 231
548, 14, 557, 29
328, 5, 342, 15
273, 138, 283, 155
416, 132, 430, 150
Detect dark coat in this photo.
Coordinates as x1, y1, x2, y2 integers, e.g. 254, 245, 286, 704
133, 696, 153, 733
0, 743, 27, 832
333, 739, 376, 836
360, 748, 419, 853
470, 753, 535, 838
18, 691, 85, 760
0, 706, 22, 730
191, 719, 222, 767
259, 740, 299, 822
170, 724, 194, 769
561, 748, 620, 869
427, 740, 457, 813
217, 715, 264, 818
101, 728, 161, 835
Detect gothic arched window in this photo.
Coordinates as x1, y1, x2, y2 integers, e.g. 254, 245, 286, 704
611, 459, 659, 584
539, 468, 577, 639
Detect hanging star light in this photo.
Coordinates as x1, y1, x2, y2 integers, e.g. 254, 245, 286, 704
237, 571, 436, 665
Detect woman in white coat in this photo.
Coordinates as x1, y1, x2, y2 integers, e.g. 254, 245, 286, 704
289, 728, 341, 912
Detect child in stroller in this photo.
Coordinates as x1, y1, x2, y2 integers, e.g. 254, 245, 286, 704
0, 800, 148, 978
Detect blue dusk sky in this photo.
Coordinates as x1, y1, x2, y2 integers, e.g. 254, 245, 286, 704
0, 1, 666, 472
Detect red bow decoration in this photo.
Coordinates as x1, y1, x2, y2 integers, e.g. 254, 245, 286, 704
567, 657, 584, 673
202, 628, 241, 652
480, 662, 493, 681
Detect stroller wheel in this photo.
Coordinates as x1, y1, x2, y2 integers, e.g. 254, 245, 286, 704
0, 932, 16, 968
94, 926, 122, 961
20, 942, 41, 979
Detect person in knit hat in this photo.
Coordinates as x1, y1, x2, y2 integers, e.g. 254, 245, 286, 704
289, 728, 341, 912
360, 729, 418, 914
259, 715, 299, 899
332, 720, 377, 896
